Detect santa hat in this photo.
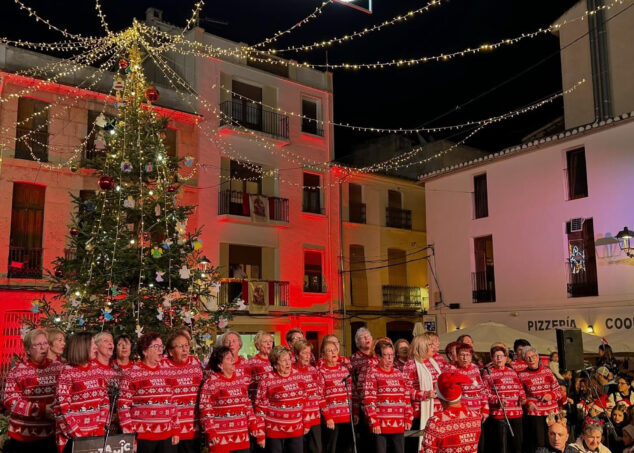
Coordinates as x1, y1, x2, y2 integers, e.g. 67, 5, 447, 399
436, 371, 472, 403
590, 394, 610, 412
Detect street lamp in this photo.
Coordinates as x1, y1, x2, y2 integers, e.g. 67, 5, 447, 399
333, 0, 373, 14
616, 226, 634, 257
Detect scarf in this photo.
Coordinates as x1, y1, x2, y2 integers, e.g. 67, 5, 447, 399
416, 357, 441, 450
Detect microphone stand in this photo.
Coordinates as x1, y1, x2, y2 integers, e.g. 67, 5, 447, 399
343, 377, 358, 453
484, 367, 514, 437
102, 384, 120, 453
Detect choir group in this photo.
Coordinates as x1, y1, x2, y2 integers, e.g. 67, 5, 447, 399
2, 326, 634, 453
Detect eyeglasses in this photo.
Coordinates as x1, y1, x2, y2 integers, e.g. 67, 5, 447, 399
149, 344, 165, 351
31, 342, 48, 348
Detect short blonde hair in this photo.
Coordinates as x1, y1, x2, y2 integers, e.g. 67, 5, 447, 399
219, 330, 242, 348
293, 339, 312, 357
254, 330, 272, 350
94, 331, 113, 345
23, 328, 47, 351
45, 328, 64, 345
409, 333, 435, 362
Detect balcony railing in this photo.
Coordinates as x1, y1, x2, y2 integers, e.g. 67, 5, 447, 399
472, 270, 496, 303
566, 261, 598, 297
219, 279, 289, 308
8, 246, 43, 279
15, 127, 48, 162
349, 202, 366, 224
218, 190, 289, 223
386, 207, 412, 229
220, 100, 289, 139
382, 285, 424, 309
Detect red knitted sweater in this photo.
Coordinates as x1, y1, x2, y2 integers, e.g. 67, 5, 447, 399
246, 355, 273, 403
55, 363, 110, 451
402, 358, 444, 419
518, 366, 562, 416
316, 355, 351, 371
421, 405, 482, 453
3, 359, 63, 442
363, 366, 413, 433
200, 372, 264, 452
117, 361, 177, 440
162, 356, 203, 440
294, 364, 324, 428
454, 364, 489, 418
482, 366, 526, 419
255, 369, 309, 438
350, 350, 377, 416
317, 363, 352, 424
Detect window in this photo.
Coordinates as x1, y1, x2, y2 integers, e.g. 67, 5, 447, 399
472, 235, 495, 302
566, 218, 598, 297
348, 183, 365, 223
164, 127, 177, 158
9, 183, 45, 278
349, 245, 368, 306
15, 97, 49, 161
83, 111, 113, 167
302, 172, 323, 214
231, 80, 263, 130
473, 173, 488, 219
386, 190, 411, 229
566, 148, 588, 199
301, 98, 323, 136
304, 250, 324, 293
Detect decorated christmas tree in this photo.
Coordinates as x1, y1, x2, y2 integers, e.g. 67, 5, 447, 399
32, 44, 233, 357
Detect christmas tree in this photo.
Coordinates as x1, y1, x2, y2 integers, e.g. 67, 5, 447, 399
33, 44, 233, 357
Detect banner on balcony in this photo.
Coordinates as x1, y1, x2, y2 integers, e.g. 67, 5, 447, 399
249, 194, 269, 223
248, 281, 269, 313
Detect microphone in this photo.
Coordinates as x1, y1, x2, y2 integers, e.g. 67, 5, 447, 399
341, 374, 352, 383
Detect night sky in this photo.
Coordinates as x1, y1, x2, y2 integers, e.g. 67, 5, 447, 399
1, 0, 580, 158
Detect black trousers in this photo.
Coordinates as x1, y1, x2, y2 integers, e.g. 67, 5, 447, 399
356, 413, 372, 452
176, 438, 199, 453
266, 435, 303, 453
322, 421, 353, 453
137, 438, 177, 453
486, 417, 522, 453
304, 425, 322, 453
371, 432, 404, 453
4, 437, 57, 453
523, 415, 547, 453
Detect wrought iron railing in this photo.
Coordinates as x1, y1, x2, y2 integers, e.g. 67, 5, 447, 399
471, 271, 496, 303
349, 202, 366, 224
219, 279, 289, 308
386, 207, 412, 229
382, 285, 425, 309
15, 127, 48, 162
219, 100, 289, 139
8, 246, 43, 279
217, 190, 289, 223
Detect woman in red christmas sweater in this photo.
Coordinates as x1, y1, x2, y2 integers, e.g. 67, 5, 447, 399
318, 340, 354, 453
55, 332, 110, 453
246, 330, 274, 404
363, 339, 413, 453
163, 331, 203, 453
482, 345, 526, 453
200, 346, 265, 453
45, 328, 66, 362
93, 332, 119, 396
293, 340, 324, 453
518, 346, 562, 453
316, 334, 351, 370
3, 328, 63, 452
206, 330, 249, 381
453, 343, 489, 420
255, 345, 310, 453
111, 334, 134, 373
118, 332, 179, 453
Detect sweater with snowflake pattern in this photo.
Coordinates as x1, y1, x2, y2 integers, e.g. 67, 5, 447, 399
317, 363, 352, 424
55, 362, 110, 452
421, 405, 482, 453
350, 350, 377, 417
200, 372, 264, 453
3, 359, 63, 442
255, 369, 310, 438
518, 366, 562, 416
117, 361, 177, 440
454, 363, 489, 418
402, 358, 444, 419
294, 364, 325, 428
482, 366, 526, 419
161, 356, 203, 440
363, 365, 413, 433
246, 354, 273, 403
316, 355, 351, 371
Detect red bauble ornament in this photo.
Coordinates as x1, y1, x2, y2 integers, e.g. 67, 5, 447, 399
69, 227, 80, 236
98, 175, 115, 191
118, 59, 129, 69
54, 269, 64, 278
167, 185, 177, 193
145, 86, 160, 103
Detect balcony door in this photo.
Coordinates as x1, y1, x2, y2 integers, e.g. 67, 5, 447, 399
15, 97, 49, 161
9, 183, 45, 278
232, 80, 262, 130
387, 248, 407, 286
473, 235, 495, 302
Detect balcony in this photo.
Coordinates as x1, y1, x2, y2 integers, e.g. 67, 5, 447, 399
472, 271, 496, 303
219, 279, 289, 308
219, 100, 289, 140
218, 190, 289, 223
15, 127, 48, 162
382, 285, 425, 309
566, 261, 598, 297
348, 202, 366, 224
7, 247, 43, 279
386, 207, 411, 229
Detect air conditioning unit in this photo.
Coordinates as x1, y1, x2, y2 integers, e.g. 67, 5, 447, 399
569, 217, 584, 233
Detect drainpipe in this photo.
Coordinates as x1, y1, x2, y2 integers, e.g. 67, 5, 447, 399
587, 0, 613, 121
338, 173, 348, 355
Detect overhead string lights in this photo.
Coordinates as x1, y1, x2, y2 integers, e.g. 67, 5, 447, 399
182, 0, 205, 36
94, 0, 112, 35
11, 0, 99, 41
